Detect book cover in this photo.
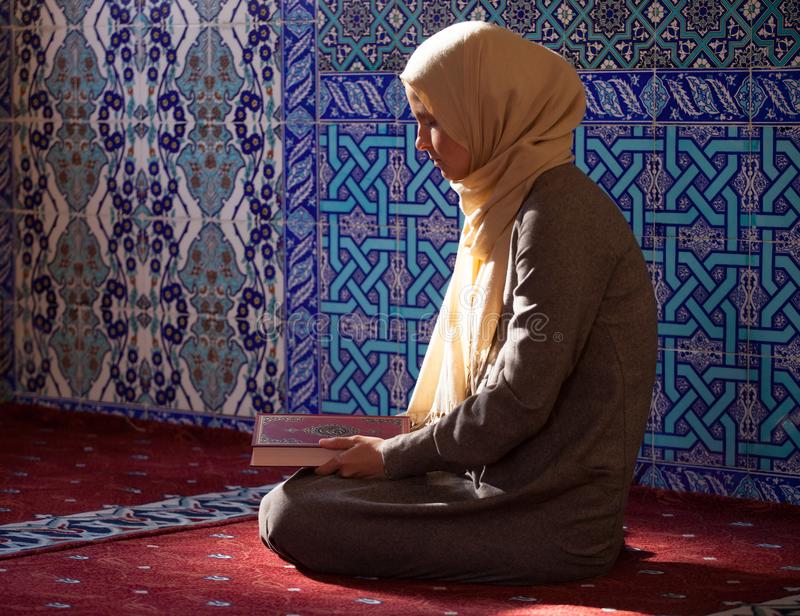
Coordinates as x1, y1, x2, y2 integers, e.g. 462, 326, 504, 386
249, 414, 410, 467
251, 413, 410, 447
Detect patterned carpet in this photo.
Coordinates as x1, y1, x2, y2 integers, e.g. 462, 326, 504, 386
0, 403, 287, 526
2, 404, 799, 615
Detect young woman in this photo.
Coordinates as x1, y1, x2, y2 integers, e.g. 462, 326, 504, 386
258, 22, 657, 585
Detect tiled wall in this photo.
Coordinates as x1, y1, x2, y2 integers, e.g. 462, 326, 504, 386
1, 1, 799, 502
0, 2, 11, 401
3, 0, 286, 429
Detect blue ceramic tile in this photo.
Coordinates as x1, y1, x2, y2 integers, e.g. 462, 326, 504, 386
650, 70, 752, 124
392, 221, 457, 413
749, 70, 800, 123
343, 0, 662, 70
174, 122, 263, 218
651, 125, 757, 242
751, 1, 800, 68
319, 122, 402, 228
318, 308, 400, 415
0, 122, 10, 211
282, 14, 318, 412
92, 306, 191, 410
15, 302, 85, 399
320, 73, 405, 122
532, 0, 655, 69
85, 304, 282, 416
46, 122, 111, 214
18, 207, 286, 414
741, 351, 800, 476
283, 132, 317, 415
318, 0, 412, 72
7, 0, 259, 29
317, 125, 403, 415
747, 127, 799, 238
13, 28, 47, 120
87, 297, 284, 417
0, 29, 10, 119
0, 209, 13, 401
281, 0, 314, 22
12, 206, 65, 310
582, 71, 655, 123
391, 122, 460, 223
652, 233, 750, 357
44, 29, 107, 123
0, 210, 11, 305
0, 299, 13, 401
650, 0, 751, 69
389, 120, 457, 410
647, 349, 748, 469
637, 462, 800, 504
14, 0, 48, 28
54, 0, 284, 30
315, 0, 763, 71
317, 123, 401, 415
574, 124, 655, 239
48, 214, 107, 306
394, 70, 665, 125
23, 0, 91, 27
745, 238, 800, 366
319, 217, 400, 415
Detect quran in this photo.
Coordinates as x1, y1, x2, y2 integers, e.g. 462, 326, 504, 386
250, 413, 411, 467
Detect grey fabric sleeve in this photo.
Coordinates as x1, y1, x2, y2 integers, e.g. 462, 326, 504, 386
380, 200, 620, 480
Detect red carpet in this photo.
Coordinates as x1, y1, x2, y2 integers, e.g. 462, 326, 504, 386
2, 487, 799, 615
0, 404, 290, 524
2, 404, 800, 614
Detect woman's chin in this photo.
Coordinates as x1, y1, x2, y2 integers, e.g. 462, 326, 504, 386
440, 169, 463, 182
435, 164, 465, 182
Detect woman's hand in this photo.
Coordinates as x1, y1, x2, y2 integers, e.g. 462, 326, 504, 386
314, 435, 387, 479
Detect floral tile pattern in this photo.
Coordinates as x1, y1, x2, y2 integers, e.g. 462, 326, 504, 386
0, 0, 798, 501
5, 0, 285, 417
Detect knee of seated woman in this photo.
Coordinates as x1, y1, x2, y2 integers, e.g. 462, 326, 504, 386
260, 494, 309, 563
258, 487, 285, 540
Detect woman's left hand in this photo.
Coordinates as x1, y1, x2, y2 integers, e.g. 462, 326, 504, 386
314, 435, 387, 479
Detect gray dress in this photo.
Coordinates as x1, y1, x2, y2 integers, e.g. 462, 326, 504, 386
258, 163, 657, 585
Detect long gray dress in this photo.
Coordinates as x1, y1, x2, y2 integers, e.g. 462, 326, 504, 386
258, 163, 658, 585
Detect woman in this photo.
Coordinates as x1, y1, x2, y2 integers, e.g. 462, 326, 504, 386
258, 22, 657, 585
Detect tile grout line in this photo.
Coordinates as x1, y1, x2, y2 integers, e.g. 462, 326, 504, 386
744, 13, 755, 478
313, 4, 322, 414
650, 60, 657, 474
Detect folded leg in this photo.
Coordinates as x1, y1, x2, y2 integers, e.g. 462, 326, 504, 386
257, 467, 608, 584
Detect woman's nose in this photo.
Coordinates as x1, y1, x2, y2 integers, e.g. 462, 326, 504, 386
415, 128, 430, 151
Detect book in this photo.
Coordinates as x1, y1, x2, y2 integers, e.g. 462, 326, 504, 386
250, 413, 411, 467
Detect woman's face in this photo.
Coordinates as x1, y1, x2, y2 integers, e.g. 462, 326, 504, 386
405, 84, 470, 181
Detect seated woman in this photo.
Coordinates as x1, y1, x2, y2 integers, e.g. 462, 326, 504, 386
258, 21, 657, 585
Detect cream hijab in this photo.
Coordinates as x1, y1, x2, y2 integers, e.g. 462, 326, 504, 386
401, 22, 586, 429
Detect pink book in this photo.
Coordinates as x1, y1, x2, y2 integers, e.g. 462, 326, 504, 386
250, 413, 411, 467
